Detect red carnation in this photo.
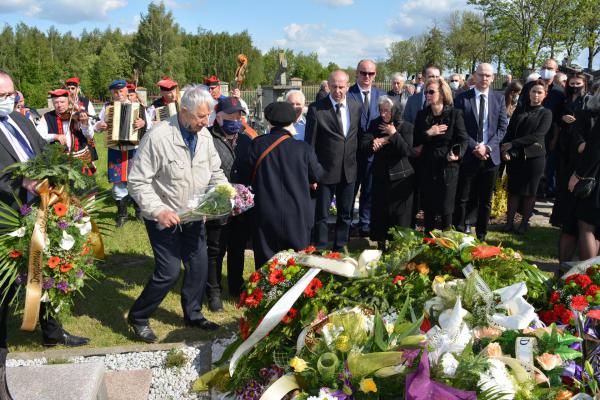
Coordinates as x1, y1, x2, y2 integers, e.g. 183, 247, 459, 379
393, 275, 406, 285
304, 246, 316, 254
9, 250, 22, 258
286, 258, 296, 266
282, 307, 297, 324
539, 309, 558, 324
268, 269, 285, 285
421, 318, 431, 333
471, 245, 502, 259
566, 274, 592, 288
423, 237, 436, 245
550, 291, 561, 303
571, 295, 589, 311
239, 318, 250, 340
249, 271, 261, 283
244, 288, 264, 307
237, 292, 248, 308
561, 310, 575, 325
325, 252, 341, 259
304, 278, 323, 298
586, 285, 600, 297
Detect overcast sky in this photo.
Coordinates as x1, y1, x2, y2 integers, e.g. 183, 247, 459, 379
1, 0, 598, 71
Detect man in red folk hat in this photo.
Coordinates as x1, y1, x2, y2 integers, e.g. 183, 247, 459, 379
65, 76, 96, 119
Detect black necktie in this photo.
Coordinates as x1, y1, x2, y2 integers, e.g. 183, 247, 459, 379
362, 90, 370, 120
0, 116, 34, 158
336, 103, 344, 136
477, 94, 485, 143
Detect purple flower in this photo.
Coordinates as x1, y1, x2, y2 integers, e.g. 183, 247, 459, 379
56, 281, 68, 293
15, 273, 27, 285
76, 270, 85, 278
562, 360, 583, 380
19, 204, 32, 216
73, 211, 84, 222
57, 220, 70, 230
42, 278, 55, 289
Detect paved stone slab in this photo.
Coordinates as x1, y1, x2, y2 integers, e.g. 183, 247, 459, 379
104, 369, 152, 400
7, 362, 107, 400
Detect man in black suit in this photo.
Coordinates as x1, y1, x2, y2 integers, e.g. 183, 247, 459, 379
0, 70, 89, 399
305, 70, 360, 251
315, 81, 329, 102
453, 63, 508, 241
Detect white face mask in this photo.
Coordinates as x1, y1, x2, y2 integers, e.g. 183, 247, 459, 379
0, 96, 15, 117
539, 68, 555, 81
449, 81, 460, 90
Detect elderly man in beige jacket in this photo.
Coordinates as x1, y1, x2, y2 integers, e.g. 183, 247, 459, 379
127, 85, 228, 343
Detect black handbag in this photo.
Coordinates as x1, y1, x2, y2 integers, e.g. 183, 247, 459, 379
573, 177, 597, 199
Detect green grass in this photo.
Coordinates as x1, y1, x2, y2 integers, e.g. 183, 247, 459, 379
5, 132, 560, 352
164, 348, 188, 369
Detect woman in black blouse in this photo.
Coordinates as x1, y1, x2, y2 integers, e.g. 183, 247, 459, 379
361, 95, 414, 248
413, 78, 469, 233
501, 80, 553, 234
568, 86, 600, 260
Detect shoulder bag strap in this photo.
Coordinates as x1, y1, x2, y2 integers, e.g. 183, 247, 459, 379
251, 135, 289, 182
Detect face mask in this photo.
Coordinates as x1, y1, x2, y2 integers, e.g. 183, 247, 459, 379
511, 94, 519, 103
539, 68, 555, 81
221, 119, 243, 135
0, 97, 15, 117
449, 81, 460, 90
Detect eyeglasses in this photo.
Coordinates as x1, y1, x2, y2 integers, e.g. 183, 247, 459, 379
450, 80, 459, 83
359, 71, 376, 77
426, 90, 438, 95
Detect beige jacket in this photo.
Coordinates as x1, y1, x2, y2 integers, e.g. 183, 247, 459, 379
128, 116, 228, 219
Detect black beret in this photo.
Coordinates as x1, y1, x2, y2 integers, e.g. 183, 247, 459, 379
264, 101, 296, 127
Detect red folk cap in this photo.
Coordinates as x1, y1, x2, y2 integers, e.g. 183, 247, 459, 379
48, 89, 69, 98
203, 75, 220, 87
157, 77, 178, 90
65, 77, 80, 85
126, 83, 137, 92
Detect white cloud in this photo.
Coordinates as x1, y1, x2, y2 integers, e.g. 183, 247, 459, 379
0, 0, 127, 24
315, 0, 354, 6
271, 23, 396, 68
163, 0, 197, 10
388, 0, 471, 38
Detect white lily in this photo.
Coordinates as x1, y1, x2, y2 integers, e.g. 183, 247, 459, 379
490, 282, 537, 330
74, 217, 92, 236
59, 230, 75, 251
427, 297, 472, 363
440, 353, 459, 377
8, 226, 26, 237
459, 235, 476, 249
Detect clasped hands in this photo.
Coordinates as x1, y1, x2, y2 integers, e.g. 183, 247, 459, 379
501, 142, 513, 162
372, 123, 396, 152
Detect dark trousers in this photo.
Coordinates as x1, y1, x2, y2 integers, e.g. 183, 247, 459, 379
315, 179, 355, 250
454, 159, 499, 236
354, 153, 373, 231
129, 220, 208, 325
0, 286, 63, 348
206, 214, 249, 298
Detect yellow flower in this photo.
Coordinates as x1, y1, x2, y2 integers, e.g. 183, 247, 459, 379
434, 275, 446, 283
536, 353, 562, 371
359, 378, 377, 393
416, 263, 429, 275
289, 356, 308, 373
485, 342, 503, 357
335, 335, 351, 353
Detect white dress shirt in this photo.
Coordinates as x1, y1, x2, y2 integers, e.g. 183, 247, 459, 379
474, 88, 490, 145
0, 116, 33, 162
36, 117, 91, 150
329, 95, 350, 137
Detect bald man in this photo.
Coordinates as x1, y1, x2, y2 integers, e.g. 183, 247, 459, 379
453, 63, 508, 241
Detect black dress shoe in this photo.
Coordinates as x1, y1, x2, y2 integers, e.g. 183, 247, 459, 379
359, 229, 370, 238
43, 331, 90, 347
185, 318, 220, 331
476, 233, 486, 242
0, 348, 14, 400
208, 295, 224, 312
127, 319, 157, 343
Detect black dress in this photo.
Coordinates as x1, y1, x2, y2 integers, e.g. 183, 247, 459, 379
575, 109, 600, 225
413, 105, 469, 229
361, 115, 414, 241
550, 96, 588, 233
503, 105, 553, 196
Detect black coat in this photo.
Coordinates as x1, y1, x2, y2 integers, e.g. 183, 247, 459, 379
503, 106, 553, 159
315, 89, 329, 102
361, 116, 414, 182
209, 123, 252, 182
574, 109, 600, 225
305, 97, 360, 184
0, 112, 47, 209
241, 127, 323, 264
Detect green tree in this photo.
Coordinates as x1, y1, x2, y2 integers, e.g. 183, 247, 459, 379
578, 0, 600, 70
386, 36, 426, 78
422, 27, 446, 68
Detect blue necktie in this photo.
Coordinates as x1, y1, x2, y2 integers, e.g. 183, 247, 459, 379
184, 132, 196, 160
0, 116, 34, 158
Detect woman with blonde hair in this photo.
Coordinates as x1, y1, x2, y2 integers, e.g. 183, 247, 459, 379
413, 78, 469, 232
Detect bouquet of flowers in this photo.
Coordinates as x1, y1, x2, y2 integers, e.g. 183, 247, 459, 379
179, 183, 236, 222
231, 184, 254, 216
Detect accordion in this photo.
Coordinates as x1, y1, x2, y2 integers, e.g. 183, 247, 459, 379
105, 101, 140, 146
155, 102, 178, 121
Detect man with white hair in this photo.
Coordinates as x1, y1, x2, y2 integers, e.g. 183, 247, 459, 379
127, 85, 228, 342
285, 89, 306, 140
387, 72, 409, 116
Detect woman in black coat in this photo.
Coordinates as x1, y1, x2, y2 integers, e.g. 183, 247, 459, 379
568, 87, 600, 260
361, 95, 414, 248
550, 73, 589, 262
501, 79, 553, 234
413, 78, 469, 233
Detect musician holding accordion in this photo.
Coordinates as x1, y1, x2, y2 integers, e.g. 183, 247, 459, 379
94, 79, 151, 227
149, 77, 179, 122
36, 89, 97, 175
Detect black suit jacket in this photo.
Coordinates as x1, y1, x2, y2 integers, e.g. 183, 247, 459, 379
0, 112, 46, 208
305, 97, 360, 185
453, 89, 508, 165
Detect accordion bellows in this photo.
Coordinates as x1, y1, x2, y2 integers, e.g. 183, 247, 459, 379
155, 102, 178, 121
105, 101, 140, 146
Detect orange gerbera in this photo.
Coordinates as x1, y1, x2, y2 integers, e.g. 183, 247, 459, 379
53, 203, 68, 217
81, 246, 90, 255
60, 263, 73, 273
9, 250, 22, 258
47, 256, 61, 268
471, 245, 502, 259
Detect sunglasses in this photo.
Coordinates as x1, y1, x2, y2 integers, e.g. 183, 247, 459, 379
426, 90, 438, 95
359, 71, 376, 77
